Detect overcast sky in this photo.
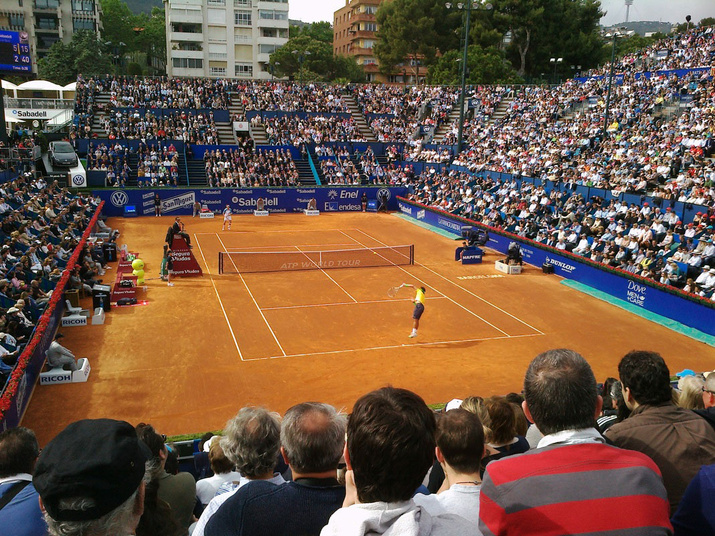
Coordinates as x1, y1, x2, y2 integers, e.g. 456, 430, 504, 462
289, 0, 715, 26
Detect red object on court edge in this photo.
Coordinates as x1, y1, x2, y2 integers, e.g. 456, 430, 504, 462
171, 236, 203, 277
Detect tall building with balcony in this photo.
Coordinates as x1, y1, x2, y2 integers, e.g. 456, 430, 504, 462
333, 0, 427, 84
164, 0, 289, 79
0, 0, 102, 74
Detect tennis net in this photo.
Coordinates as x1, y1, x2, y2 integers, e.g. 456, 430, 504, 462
218, 244, 414, 274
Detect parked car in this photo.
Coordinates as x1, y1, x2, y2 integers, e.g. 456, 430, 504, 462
48, 141, 78, 168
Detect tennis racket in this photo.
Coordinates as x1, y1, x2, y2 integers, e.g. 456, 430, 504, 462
387, 286, 401, 297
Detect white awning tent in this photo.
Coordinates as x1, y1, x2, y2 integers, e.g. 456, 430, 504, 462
1, 80, 17, 98
63, 82, 77, 91
16, 79, 67, 98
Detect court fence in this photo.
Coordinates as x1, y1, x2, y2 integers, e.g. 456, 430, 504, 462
218, 244, 415, 274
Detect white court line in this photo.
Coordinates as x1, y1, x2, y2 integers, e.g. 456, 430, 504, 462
193, 234, 245, 361
195, 229, 350, 235
261, 296, 448, 311
224, 243, 358, 251
243, 332, 543, 361
216, 234, 287, 357
340, 230, 510, 337
293, 246, 357, 303
355, 228, 544, 335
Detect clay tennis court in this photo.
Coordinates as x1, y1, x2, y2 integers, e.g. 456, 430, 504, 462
22, 212, 713, 444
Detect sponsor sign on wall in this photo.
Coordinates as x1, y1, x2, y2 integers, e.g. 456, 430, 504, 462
94, 187, 408, 217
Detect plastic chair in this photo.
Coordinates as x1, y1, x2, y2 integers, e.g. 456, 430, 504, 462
65, 299, 82, 315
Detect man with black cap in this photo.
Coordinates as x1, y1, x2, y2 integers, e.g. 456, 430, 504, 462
33, 418, 150, 536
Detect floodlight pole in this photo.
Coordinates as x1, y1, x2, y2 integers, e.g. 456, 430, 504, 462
602, 31, 619, 140
455, 0, 472, 156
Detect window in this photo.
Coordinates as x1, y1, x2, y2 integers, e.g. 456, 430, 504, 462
362, 23, 376, 32
36, 14, 58, 29
234, 0, 250, 5
259, 10, 287, 20
34, 0, 59, 8
235, 62, 252, 76
259, 44, 277, 54
362, 5, 377, 14
71, 0, 94, 12
210, 66, 227, 76
176, 42, 202, 51
9, 13, 24, 26
73, 18, 95, 31
172, 23, 202, 34
234, 10, 251, 26
173, 57, 203, 69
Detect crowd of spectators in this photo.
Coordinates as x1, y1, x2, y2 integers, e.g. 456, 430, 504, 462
104, 76, 231, 110
0, 173, 104, 387
234, 82, 349, 113
260, 115, 367, 146
7, 348, 715, 536
407, 168, 715, 298
98, 110, 220, 145
203, 145, 299, 187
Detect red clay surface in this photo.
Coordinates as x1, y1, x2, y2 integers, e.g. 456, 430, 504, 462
21, 212, 715, 444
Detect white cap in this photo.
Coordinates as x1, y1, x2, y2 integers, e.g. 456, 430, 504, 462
445, 398, 463, 412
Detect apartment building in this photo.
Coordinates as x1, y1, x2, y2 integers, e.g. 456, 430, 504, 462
164, 0, 289, 79
333, 0, 426, 84
0, 0, 102, 74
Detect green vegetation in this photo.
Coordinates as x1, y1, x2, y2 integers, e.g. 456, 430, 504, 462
270, 22, 365, 83
374, 0, 605, 84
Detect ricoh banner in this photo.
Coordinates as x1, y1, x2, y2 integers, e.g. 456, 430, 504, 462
95, 187, 408, 217
397, 198, 715, 337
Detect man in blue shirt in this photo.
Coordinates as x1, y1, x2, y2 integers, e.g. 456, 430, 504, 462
0, 427, 47, 536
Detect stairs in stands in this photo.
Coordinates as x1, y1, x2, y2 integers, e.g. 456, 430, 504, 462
215, 121, 236, 146
433, 106, 461, 144
489, 96, 514, 125
295, 154, 317, 185
343, 92, 377, 142
186, 158, 208, 186
251, 123, 269, 145
91, 93, 110, 138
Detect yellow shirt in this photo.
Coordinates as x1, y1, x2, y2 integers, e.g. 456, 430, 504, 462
415, 288, 425, 305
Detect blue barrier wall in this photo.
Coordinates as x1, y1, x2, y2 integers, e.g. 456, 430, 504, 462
1, 300, 64, 431
94, 186, 408, 217
397, 198, 715, 337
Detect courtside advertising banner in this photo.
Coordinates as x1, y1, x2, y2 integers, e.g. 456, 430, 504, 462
95, 187, 408, 217
397, 199, 715, 337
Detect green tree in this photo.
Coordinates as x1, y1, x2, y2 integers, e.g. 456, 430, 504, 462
269, 24, 364, 82
98, 0, 136, 52
38, 31, 113, 84
134, 7, 167, 66
428, 45, 519, 85
374, 0, 441, 77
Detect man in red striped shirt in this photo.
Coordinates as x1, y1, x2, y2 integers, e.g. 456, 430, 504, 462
479, 348, 673, 536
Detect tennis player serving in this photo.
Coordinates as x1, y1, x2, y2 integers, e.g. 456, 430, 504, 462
400, 283, 426, 338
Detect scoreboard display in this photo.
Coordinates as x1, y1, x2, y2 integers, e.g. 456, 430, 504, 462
0, 31, 32, 73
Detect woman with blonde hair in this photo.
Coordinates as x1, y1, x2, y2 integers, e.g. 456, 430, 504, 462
678, 375, 705, 410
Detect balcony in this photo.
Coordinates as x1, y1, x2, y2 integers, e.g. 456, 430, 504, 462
234, 34, 252, 44
169, 8, 203, 23
348, 29, 375, 40
349, 12, 376, 24
171, 31, 204, 42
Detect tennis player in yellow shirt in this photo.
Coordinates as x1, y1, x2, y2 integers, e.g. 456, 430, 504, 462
400, 283, 426, 338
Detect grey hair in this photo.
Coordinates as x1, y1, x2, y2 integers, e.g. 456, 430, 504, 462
280, 402, 346, 474
44, 463, 149, 536
221, 407, 281, 479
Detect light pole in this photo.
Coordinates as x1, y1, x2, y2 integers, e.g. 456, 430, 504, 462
549, 57, 563, 84
292, 50, 311, 84
445, 0, 492, 155
602, 29, 624, 140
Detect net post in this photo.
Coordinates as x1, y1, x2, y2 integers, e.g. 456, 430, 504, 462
219, 252, 223, 274
410, 244, 414, 265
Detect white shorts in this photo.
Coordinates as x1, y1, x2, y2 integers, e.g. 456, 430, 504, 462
224, 215, 232, 221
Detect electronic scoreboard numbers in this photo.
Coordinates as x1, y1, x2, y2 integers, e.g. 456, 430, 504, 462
0, 31, 31, 73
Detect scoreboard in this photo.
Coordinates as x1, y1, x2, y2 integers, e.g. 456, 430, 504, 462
0, 31, 32, 73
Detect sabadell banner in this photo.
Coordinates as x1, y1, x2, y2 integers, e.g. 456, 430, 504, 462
94, 187, 408, 217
